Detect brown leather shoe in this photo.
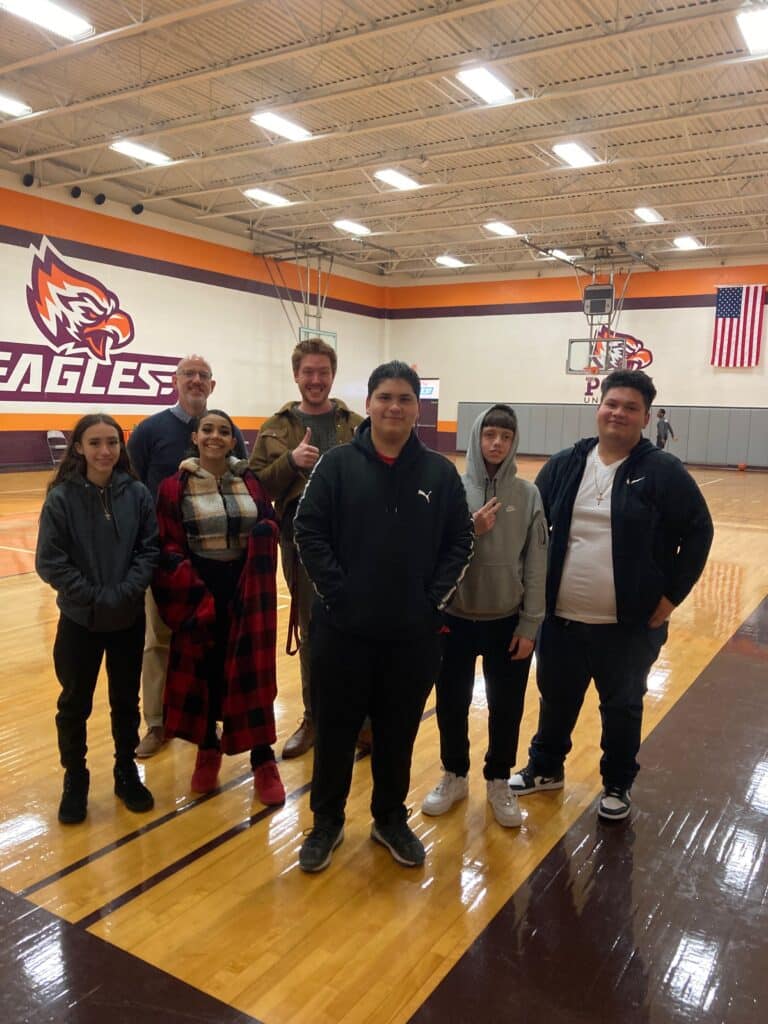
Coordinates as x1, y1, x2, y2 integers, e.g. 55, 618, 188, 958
281, 717, 315, 759
135, 726, 166, 759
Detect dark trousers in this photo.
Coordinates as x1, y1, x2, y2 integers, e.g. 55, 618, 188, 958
309, 620, 441, 826
436, 613, 533, 780
529, 616, 668, 790
53, 613, 145, 772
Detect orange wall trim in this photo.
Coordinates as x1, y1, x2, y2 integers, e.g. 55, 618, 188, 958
0, 413, 268, 431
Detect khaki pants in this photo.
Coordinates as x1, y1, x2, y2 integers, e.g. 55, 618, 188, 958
141, 590, 171, 729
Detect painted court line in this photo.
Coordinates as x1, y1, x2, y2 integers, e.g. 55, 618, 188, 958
699, 478, 723, 486
0, 545, 35, 554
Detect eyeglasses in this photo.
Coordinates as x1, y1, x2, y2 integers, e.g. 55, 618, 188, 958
177, 369, 212, 381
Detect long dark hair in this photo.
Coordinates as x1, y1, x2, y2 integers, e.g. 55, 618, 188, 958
187, 408, 238, 458
47, 414, 136, 493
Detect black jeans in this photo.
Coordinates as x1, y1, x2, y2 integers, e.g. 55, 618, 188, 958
309, 619, 441, 826
436, 613, 533, 780
53, 612, 145, 771
528, 616, 668, 790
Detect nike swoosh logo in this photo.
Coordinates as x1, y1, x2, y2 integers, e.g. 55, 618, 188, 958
628, 477, 645, 484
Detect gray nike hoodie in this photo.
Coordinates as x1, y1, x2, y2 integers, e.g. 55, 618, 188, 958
449, 407, 548, 640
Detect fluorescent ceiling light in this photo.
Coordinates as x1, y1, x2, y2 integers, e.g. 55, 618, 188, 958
456, 67, 513, 104
0, 0, 94, 41
435, 255, 468, 268
110, 140, 171, 165
737, 9, 768, 54
673, 235, 703, 250
634, 206, 664, 224
333, 219, 371, 236
374, 168, 420, 190
250, 111, 311, 141
0, 92, 31, 117
550, 249, 575, 262
243, 187, 292, 207
552, 142, 598, 168
484, 220, 517, 237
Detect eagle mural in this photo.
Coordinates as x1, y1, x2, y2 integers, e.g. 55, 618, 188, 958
26, 238, 135, 365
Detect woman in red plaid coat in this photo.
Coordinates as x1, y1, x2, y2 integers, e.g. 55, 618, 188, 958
153, 409, 284, 804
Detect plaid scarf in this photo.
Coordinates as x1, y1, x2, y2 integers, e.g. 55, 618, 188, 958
179, 457, 258, 557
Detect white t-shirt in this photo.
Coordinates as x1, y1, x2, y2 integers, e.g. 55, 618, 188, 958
555, 447, 627, 624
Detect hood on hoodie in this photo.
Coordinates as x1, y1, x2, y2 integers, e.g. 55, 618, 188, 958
463, 404, 520, 513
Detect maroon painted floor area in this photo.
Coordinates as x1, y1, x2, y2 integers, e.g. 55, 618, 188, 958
0, 887, 261, 1023
409, 597, 768, 1024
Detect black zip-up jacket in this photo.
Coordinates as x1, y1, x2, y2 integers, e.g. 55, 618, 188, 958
294, 421, 473, 637
535, 437, 713, 625
36, 471, 159, 632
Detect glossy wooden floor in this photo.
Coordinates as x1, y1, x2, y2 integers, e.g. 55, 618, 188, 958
1, 461, 767, 1023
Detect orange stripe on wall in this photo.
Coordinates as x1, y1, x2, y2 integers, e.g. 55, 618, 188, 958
0, 188, 385, 310
437, 420, 457, 433
0, 413, 268, 431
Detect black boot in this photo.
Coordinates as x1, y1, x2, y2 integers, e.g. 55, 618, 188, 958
114, 761, 154, 813
58, 768, 90, 824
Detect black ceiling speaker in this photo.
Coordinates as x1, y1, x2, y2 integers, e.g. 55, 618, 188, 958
94, 193, 106, 205
22, 173, 34, 187
131, 203, 144, 215
70, 186, 82, 198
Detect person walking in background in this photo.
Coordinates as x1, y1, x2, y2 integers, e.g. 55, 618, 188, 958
511, 371, 713, 821
128, 354, 247, 758
294, 361, 473, 872
36, 414, 158, 824
422, 404, 547, 829
152, 409, 284, 804
250, 337, 363, 760
655, 408, 675, 450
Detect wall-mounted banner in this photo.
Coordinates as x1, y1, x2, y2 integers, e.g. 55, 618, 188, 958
1, 238, 177, 404
582, 326, 654, 403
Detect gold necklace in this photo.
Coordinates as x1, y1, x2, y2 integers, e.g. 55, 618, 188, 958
96, 486, 112, 521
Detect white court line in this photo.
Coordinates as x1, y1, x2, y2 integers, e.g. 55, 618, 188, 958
698, 478, 723, 486
0, 545, 35, 554
0, 488, 46, 494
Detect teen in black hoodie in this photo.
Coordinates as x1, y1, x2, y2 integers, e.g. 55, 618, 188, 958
36, 414, 159, 825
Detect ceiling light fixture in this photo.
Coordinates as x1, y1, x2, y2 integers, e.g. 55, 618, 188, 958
110, 140, 171, 165
456, 67, 513, 104
0, 92, 32, 117
634, 206, 664, 224
552, 142, 599, 168
243, 187, 292, 207
0, 0, 94, 41
673, 235, 703, 250
484, 221, 517, 237
250, 111, 311, 141
435, 255, 468, 268
550, 249, 575, 262
737, 9, 768, 54
333, 219, 371, 236
374, 168, 420, 190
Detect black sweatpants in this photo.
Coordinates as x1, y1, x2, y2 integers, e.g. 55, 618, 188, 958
435, 613, 533, 781
309, 619, 441, 827
529, 616, 668, 790
53, 612, 145, 771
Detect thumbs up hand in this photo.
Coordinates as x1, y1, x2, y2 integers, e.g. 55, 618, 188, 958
292, 427, 320, 469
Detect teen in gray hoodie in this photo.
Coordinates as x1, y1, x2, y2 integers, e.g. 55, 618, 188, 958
421, 404, 547, 827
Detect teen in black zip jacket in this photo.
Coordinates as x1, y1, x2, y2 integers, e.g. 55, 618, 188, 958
36, 414, 159, 825
294, 361, 473, 872
511, 370, 713, 821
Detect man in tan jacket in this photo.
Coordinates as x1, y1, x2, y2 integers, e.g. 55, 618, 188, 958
250, 337, 363, 757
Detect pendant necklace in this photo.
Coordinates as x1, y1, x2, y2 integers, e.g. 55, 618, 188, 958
97, 486, 113, 521
592, 451, 613, 507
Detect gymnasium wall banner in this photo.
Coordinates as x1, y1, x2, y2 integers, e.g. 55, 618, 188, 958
0, 237, 178, 404
582, 326, 654, 403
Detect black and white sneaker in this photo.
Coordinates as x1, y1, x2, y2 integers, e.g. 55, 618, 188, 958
509, 764, 565, 795
299, 822, 344, 873
371, 820, 425, 866
598, 787, 631, 821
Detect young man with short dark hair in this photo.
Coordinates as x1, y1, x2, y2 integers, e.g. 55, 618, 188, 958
294, 360, 473, 871
511, 370, 713, 820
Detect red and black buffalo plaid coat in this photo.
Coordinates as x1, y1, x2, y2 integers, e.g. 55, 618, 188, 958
153, 469, 279, 754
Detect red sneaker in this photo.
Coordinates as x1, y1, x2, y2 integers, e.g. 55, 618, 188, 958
253, 760, 286, 805
191, 748, 222, 793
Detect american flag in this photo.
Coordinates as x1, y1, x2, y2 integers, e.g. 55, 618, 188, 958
711, 284, 765, 367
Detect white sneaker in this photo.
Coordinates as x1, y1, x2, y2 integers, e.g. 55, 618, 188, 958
487, 780, 523, 827
421, 771, 469, 816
